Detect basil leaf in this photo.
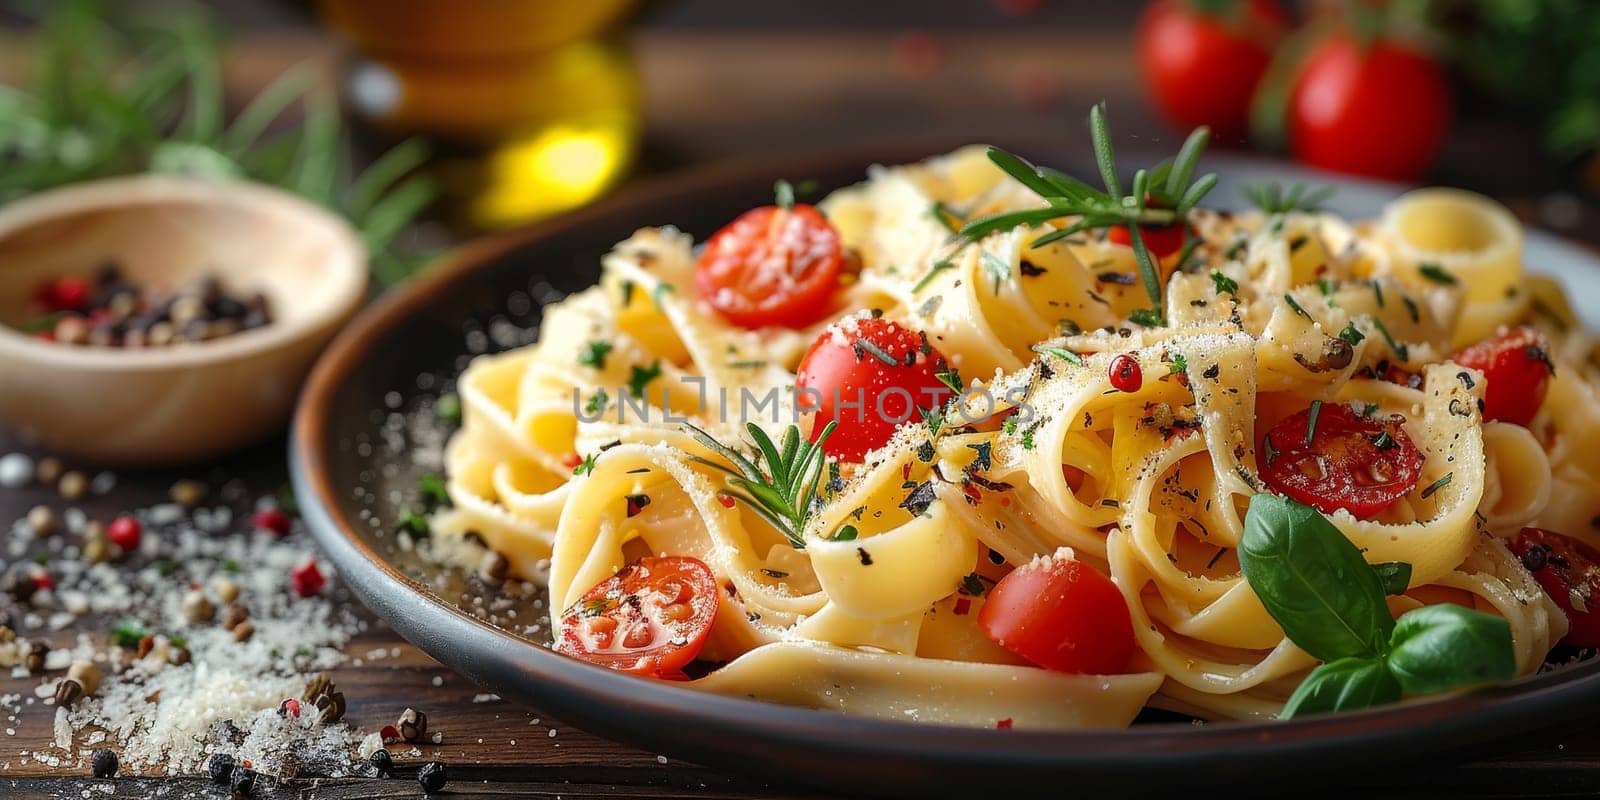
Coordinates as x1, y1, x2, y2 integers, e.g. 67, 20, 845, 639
1372, 562, 1413, 596
1386, 604, 1516, 696
1239, 494, 1393, 661
1281, 657, 1400, 719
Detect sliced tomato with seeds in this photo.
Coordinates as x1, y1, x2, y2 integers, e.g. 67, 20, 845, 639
1258, 402, 1423, 520
796, 316, 952, 462
1453, 326, 1553, 426
694, 204, 843, 329
556, 556, 719, 677
1511, 528, 1600, 648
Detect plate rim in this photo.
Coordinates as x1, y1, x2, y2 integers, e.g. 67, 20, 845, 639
290, 143, 1600, 792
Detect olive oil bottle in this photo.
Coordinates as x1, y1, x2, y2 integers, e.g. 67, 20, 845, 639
318, 0, 642, 230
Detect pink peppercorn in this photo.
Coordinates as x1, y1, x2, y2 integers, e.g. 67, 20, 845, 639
252, 508, 291, 537
290, 560, 325, 597
107, 516, 142, 551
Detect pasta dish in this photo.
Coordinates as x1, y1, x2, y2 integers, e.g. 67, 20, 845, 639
435, 105, 1600, 729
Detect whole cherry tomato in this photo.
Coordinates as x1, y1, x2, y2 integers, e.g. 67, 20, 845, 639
1287, 34, 1452, 181
1137, 0, 1289, 142
796, 316, 951, 462
978, 551, 1137, 674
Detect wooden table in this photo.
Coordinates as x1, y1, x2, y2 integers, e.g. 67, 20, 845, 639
3, 26, 1600, 799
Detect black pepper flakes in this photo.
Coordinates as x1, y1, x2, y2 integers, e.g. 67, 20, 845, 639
856, 548, 874, 566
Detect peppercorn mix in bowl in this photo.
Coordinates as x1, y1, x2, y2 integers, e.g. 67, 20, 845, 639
0, 174, 366, 465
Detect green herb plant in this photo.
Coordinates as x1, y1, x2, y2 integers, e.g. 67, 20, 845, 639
0, 0, 435, 284
685, 422, 836, 550
1239, 493, 1515, 718
956, 103, 1218, 314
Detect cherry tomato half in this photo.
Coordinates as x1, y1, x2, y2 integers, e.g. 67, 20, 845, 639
796, 316, 951, 462
1137, 0, 1288, 141
978, 551, 1136, 674
1453, 326, 1553, 427
1107, 222, 1188, 260
556, 556, 719, 677
1288, 35, 1452, 181
694, 204, 842, 329
1511, 528, 1600, 648
1259, 402, 1424, 520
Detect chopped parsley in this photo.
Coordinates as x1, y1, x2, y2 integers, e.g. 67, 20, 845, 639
1284, 294, 1312, 319
627, 360, 662, 397
577, 341, 613, 369
584, 387, 610, 416
1338, 322, 1366, 346
1211, 271, 1238, 296
572, 453, 598, 476
1169, 353, 1188, 375
1129, 307, 1166, 328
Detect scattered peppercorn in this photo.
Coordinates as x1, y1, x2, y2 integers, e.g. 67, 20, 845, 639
67, 659, 101, 695
81, 522, 109, 564
398, 707, 428, 742
214, 577, 241, 604
206, 752, 236, 785
89, 747, 119, 778
417, 761, 447, 794
230, 764, 257, 797
106, 516, 141, 553
26, 505, 57, 537
231, 621, 255, 643
368, 749, 394, 777
1109, 353, 1143, 393
4, 569, 39, 604
221, 603, 249, 631
22, 639, 48, 672
182, 588, 216, 623
34, 457, 63, 485
289, 560, 325, 597
54, 678, 83, 706
251, 508, 291, 537
169, 479, 208, 508
57, 471, 88, 501
278, 698, 301, 718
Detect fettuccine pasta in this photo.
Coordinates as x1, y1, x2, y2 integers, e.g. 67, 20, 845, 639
437, 142, 1600, 729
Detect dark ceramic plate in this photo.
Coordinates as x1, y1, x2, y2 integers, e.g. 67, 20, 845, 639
291, 143, 1600, 796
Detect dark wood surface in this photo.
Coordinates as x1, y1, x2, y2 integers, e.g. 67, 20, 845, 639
3, 24, 1600, 799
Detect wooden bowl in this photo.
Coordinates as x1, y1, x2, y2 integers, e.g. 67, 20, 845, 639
0, 175, 366, 465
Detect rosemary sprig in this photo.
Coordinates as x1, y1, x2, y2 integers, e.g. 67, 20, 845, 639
685, 422, 836, 550
1244, 182, 1336, 215
959, 103, 1218, 305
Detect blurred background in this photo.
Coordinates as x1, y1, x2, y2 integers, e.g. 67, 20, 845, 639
1, 0, 1598, 283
